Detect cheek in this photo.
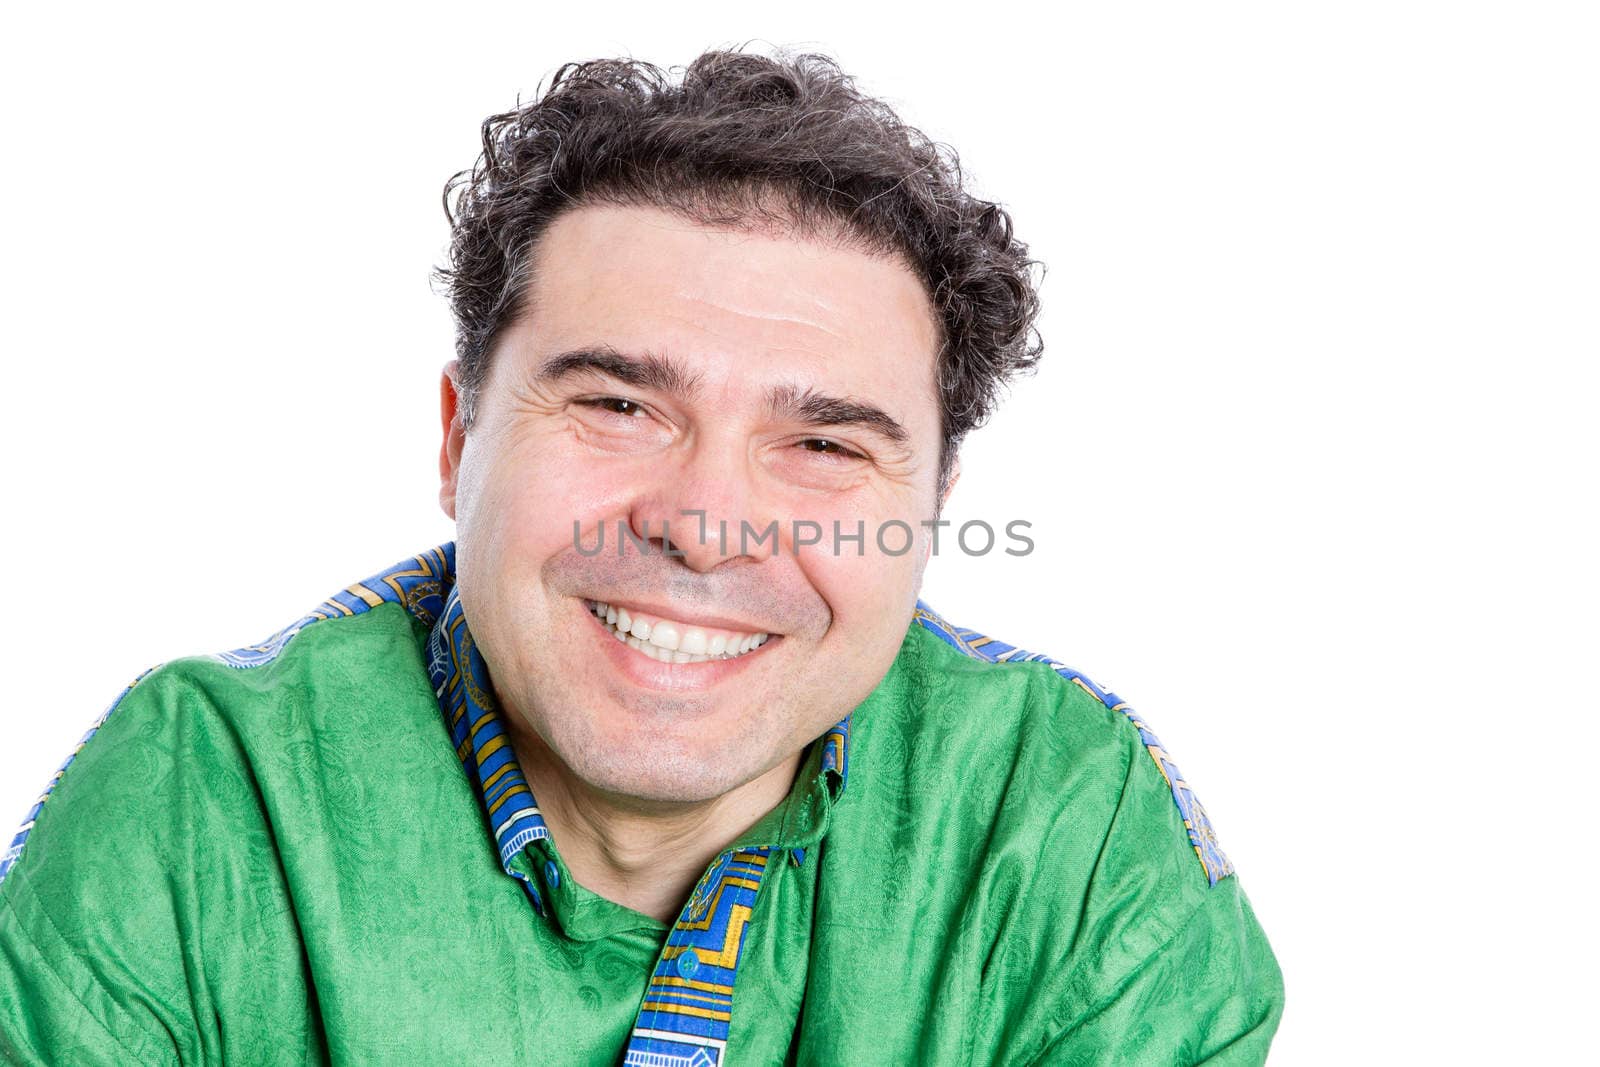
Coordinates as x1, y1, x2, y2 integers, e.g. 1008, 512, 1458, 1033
796, 522, 924, 639
781, 474, 937, 636
463, 432, 644, 572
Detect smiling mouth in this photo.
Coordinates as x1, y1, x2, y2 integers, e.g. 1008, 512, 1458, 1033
584, 599, 774, 664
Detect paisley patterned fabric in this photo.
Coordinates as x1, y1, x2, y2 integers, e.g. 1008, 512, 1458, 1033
910, 604, 1235, 887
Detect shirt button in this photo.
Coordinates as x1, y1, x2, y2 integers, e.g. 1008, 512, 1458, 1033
544, 860, 560, 889
676, 949, 701, 979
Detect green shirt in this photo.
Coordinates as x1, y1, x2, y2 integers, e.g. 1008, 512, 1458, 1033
0, 544, 1282, 1064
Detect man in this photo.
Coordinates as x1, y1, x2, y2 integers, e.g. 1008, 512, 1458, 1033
0, 48, 1282, 1064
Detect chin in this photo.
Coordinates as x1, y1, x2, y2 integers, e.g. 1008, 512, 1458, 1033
566, 744, 755, 806
578, 697, 777, 794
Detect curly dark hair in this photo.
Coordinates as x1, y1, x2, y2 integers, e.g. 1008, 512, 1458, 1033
435, 45, 1044, 492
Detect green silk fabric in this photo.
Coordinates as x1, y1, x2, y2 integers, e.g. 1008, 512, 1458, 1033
0, 601, 1282, 1064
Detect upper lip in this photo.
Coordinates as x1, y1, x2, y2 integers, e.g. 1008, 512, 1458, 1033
582, 595, 780, 635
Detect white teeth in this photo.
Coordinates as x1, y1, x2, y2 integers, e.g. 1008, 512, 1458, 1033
587, 600, 771, 664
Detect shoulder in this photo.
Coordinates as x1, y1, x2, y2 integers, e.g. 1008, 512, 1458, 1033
898, 600, 1234, 891
0, 544, 458, 896
887, 604, 1281, 1060
0, 544, 460, 1060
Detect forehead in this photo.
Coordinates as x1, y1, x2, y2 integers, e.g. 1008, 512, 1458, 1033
514, 202, 942, 424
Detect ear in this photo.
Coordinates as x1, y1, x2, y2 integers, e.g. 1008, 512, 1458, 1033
926, 454, 962, 561
439, 361, 467, 521
938, 454, 961, 514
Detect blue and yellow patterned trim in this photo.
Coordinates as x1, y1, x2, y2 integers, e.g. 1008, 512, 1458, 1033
623, 848, 774, 1067
912, 600, 1235, 887
425, 581, 554, 914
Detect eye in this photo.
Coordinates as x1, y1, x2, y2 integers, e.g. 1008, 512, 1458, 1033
568, 394, 672, 455
797, 437, 863, 459
579, 396, 647, 418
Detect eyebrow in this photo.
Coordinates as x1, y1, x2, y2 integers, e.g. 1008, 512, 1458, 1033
536, 345, 911, 446
767, 383, 910, 446
535, 345, 703, 396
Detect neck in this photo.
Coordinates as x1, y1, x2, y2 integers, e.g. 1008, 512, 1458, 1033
507, 725, 803, 924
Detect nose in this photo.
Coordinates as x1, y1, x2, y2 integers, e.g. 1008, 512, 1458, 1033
623, 438, 771, 573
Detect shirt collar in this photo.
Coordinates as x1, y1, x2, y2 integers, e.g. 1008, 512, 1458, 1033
422, 546, 852, 911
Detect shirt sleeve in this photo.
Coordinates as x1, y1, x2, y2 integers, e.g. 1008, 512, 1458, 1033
0, 670, 199, 1065
0, 882, 180, 1065
1014, 678, 1285, 1066
1028, 875, 1284, 1066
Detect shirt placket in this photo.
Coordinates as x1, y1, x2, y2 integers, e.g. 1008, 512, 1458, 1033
620, 729, 846, 1067
429, 580, 851, 1066
619, 847, 776, 1066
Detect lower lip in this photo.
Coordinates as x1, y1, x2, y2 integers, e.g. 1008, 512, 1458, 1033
585, 601, 779, 692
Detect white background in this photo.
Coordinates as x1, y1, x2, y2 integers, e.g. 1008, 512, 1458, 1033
2, 3, 1595, 1061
